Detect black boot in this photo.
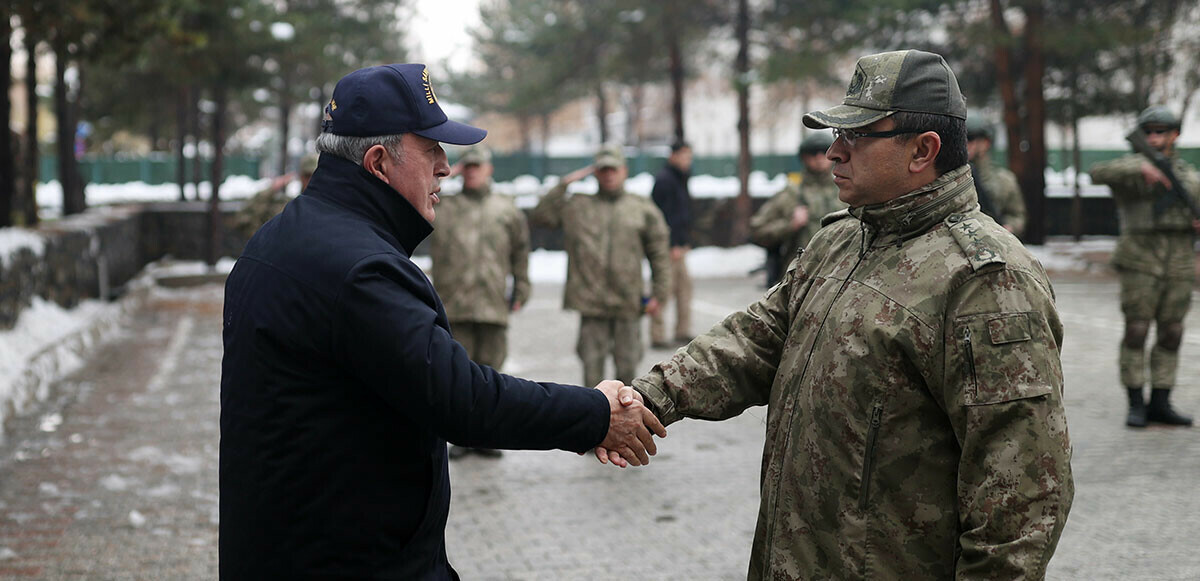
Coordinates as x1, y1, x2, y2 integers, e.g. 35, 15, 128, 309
1147, 388, 1194, 426
1126, 387, 1147, 427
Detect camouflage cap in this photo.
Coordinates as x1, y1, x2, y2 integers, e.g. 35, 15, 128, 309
1137, 105, 1181, 130
460, 145, 492, 166
798, 131, 834, 156
594, 143, 626, 169
966, 116, 995, 141
803, 50, 967, 130
299, 153, 319, 176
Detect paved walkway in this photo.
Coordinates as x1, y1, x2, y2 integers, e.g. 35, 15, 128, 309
0, 271, 1198, 579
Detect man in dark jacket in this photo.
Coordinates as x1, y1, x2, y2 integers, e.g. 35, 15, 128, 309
649, 141, 694, 348
220, 63, 665, 580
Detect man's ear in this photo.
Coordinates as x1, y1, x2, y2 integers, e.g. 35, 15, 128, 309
362, 145, 390, 183
909, 131, 942, 174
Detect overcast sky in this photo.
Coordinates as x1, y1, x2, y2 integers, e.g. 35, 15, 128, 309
406, 0, 483, 73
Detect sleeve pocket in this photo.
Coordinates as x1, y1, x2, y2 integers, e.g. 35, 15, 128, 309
955, 312, 1054, 406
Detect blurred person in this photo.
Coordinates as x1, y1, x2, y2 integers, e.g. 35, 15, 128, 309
614, 50, 1072, 578
220, 64, 665, 580
966, 116, 1026, 237
749, 131, 842, 286
530, 144, 672, 387
233, 153, 318, 238
650, 141, 695, 348
431, 145, 532, 459
1090, 105, 1199, 427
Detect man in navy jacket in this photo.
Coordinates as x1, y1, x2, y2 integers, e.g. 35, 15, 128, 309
220, 63, 665, 580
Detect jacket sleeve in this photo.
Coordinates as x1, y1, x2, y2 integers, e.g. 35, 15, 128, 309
632, 258, 796, 425
749, 189, 796, 248
529, 182, 569, 229
332, 253, 609, 452
643, 202, 673, 304
508, 206, 532, 307
938, 267, 1073, 580
1090, 155, 1154, 199
996, 173, 1027, 237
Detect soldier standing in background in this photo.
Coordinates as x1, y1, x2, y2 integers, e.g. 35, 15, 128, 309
234, 153, 318, 238
967, 116, 1027, 237
530, 144, 671, 387
749, 131, 842, 287
650, 141, 694, 349
1090, 105, 1198, 427
431, 145, 532, 459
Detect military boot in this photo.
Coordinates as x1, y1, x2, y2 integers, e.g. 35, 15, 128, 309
1126, 387, 1147, 427
1146, 388, 1194, 426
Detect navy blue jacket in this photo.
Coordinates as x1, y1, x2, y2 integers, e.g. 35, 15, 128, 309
650, 163, 692, 247
219, 154, 610, 580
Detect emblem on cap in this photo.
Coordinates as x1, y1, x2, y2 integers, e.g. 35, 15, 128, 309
847, 68, 865, 99
422, 68, 438, 105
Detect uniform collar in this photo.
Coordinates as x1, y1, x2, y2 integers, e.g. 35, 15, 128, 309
805, 168, 835, 186
301, 153, 433, 257
848, 164, 975, 246
597, 187, 625, 200
462, 184, 491, 199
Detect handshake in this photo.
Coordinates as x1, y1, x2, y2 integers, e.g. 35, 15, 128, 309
593, 380, 667, 468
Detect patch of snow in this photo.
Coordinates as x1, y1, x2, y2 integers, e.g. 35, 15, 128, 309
37, 412, 62, 432
99, 474, 131, 492
0, 228, 46, 269
38, 482, 60, 496
0, 547, 17, 560
129, 509, 147, 528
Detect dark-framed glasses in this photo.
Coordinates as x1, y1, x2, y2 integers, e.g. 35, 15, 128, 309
833, 127, 928, 147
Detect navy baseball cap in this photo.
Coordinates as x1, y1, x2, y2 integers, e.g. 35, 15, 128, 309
321, 63, 487, 145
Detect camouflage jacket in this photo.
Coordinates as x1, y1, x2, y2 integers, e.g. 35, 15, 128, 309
974, 156, 1027, 237
235, 185, 292, 238
530, 183, 671, 318
429, 185, 531, 325
634, 165, 1073, 579
1090, 153, 1200, 279
749, 170, 843, 262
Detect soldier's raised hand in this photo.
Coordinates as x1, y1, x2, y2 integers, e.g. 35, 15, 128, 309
561, 165, 595, 185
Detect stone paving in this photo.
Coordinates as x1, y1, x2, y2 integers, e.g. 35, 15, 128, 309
0, 268, 1198, 579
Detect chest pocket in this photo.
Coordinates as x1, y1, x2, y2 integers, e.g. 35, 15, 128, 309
954, 312, 1055, 406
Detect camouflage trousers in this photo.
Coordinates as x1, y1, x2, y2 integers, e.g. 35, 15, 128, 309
452, 321, 508, 370
650, 252, 693, 344
578, 316, 642, 387
1117, 268, 1194, 389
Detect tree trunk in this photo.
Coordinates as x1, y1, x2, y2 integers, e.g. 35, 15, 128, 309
625, 85, 643, 147
207, 82, 227, 267
22, 35, 40, 225
176, 86, 189, 201
1020, 1, 1047, 244
0, 9, 14, 228
278, 80, 291, 176
55, 37, 85, 216
989, 0, 1022, 180
595, 83, 609, 144
1071, 106, 1082, 242
191, 87, 203, 197
540, 112, 552, 180
669, 26, 686, 143
730, 0, 752, 245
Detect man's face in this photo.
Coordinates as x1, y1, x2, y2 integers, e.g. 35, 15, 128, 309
595, 165, 627, 191
801, 152, 832, 175
462, 162, 493, 190
1144, 125, 1179, 153
378, 133, 450, 223
826, 117, 914, 207
966, 137, 991, 162
670, 147, 693, 171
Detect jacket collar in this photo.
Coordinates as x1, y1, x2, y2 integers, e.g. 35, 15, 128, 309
666, 163, 690, 181
805, 168, 835, 186
462, 184, 491, 199
302, 153, 433, 256
597, 187, 625, 200
848, 164, 975, 246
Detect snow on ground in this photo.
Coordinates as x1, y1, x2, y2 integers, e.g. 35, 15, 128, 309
0, 228, 46, 269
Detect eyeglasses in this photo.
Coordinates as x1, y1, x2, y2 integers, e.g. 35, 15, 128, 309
833, 127, 928, 147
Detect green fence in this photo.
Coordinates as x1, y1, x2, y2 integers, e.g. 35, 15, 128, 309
39, 154, 262, 185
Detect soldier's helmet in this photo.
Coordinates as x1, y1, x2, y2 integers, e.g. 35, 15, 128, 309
966, 116, 995, 141
1137, 105, 1181, 131
798, 132, 834, 156
299, 153, 319, 176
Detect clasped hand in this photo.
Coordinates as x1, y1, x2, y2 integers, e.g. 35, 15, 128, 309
592, 380, 666, 468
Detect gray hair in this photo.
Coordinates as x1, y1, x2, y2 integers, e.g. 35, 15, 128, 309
314, 132, 407, 165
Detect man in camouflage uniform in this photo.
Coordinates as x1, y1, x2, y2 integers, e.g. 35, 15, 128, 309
749, 131, 842, 286
624, 50, 1073, 578
431, 145, 532, 458
530, 144, 671, 387
1090, 105, 1198, 427
234, 153, 318, 238
967, 116, 1027, 237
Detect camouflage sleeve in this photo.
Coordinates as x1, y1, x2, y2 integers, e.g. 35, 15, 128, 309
1090, 155, 1153, 199
996, 173, 1027, 237
940, 267, 1073, 579
643, 201, 672, 304
749, 189, 796, 248
508, 205, 532, 307
632, 259, 795, 425
529, 182, 569, 229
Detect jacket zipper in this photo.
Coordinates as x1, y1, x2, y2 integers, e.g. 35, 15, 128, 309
858, 402, 884, 510
962, 326, 977, 388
